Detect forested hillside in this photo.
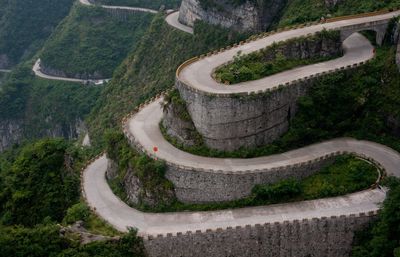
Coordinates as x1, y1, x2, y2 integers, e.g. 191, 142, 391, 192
40, 4, 153, 79
0, 0, 74, 69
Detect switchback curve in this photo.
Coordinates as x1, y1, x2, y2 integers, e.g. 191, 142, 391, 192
82, 10, 400, 237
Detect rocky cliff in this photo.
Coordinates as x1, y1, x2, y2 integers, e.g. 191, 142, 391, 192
0, 119, 23, 152
0, 118, 87, 152
0, 54, 11, 69
178, 0, 288, 32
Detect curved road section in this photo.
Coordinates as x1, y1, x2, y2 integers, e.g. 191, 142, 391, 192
32, 59, 106, 84
79, 0, 193, 34
33, 0, 193, 83
82, 10, 400, 236
179, 11, 400, 94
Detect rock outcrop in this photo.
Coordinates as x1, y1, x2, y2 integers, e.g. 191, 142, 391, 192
106, 157, 176, 208
162, 96, 200, 147
0, 119, 23, 152
0, 54, 11, 69
178, 0, 287, 32
0, 118, 87, 152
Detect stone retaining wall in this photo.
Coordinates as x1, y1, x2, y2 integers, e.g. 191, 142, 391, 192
177, 60, 367, 152
165, 153, 337, 203
144, 212, 377, 257
175, 33, 342, 151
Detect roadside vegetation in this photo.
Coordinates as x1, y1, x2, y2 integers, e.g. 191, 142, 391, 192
214, 30, 341, 84
351, 177, 400, 257
162, 45, 400, 158
0, 138, 146, 257
106, 153, 378, 212
278, 0, 400, 27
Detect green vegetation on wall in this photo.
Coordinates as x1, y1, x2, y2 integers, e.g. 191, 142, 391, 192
351, 177, 400, 257
162, 45, 400, 159
279, 0, 400, 27
0, 0, 74, 68
40, 4, 153, 79
105, 130, 176, 209
114, 154, 378, 212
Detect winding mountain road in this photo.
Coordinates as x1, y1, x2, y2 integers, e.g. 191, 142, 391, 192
33, 0, 193, 84
79, 0, 193, 34
179, 11, 400, 94
82, 10, 400, 236
83, 154, 388, 235
32, 59, 110, 84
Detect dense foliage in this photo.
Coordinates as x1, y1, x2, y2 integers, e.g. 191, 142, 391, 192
97, 0, 181, 9
279, 0, 400, 27
0, 225, 145, 257
352, 178, 400, 257
40, 4, 153, 79
0, 64, 101, 148
86, 15, 248, 146
215, 30, 341, 84
0, 139, 146, 256
0, 139, 80, 226
105, 130, 175, 209
0, 0, 73, 68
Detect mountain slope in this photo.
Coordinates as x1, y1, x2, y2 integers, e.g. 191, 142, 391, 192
40, 3, 153, 79
0, 0, 74, 69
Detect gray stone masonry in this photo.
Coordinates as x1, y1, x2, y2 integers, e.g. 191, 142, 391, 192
165, 153, 336, 203
176, 34, 342, 151
144, 212, 377, 257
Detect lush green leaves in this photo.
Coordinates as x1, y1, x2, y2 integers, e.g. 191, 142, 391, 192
352, 178, 400, 257
0, 139, 79, 226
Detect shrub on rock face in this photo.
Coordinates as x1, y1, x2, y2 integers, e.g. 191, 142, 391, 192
253, 179, 302, 202
0, 139, 80, 226
63, 203, 91, 225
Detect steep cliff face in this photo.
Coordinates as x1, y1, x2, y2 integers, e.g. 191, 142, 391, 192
0, 117, 87, 152
179, 0, 287, 32
40, 62, 105, 80
162, 98, 200, 147
0, 54, 10, 69
0, 119, 23, 152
